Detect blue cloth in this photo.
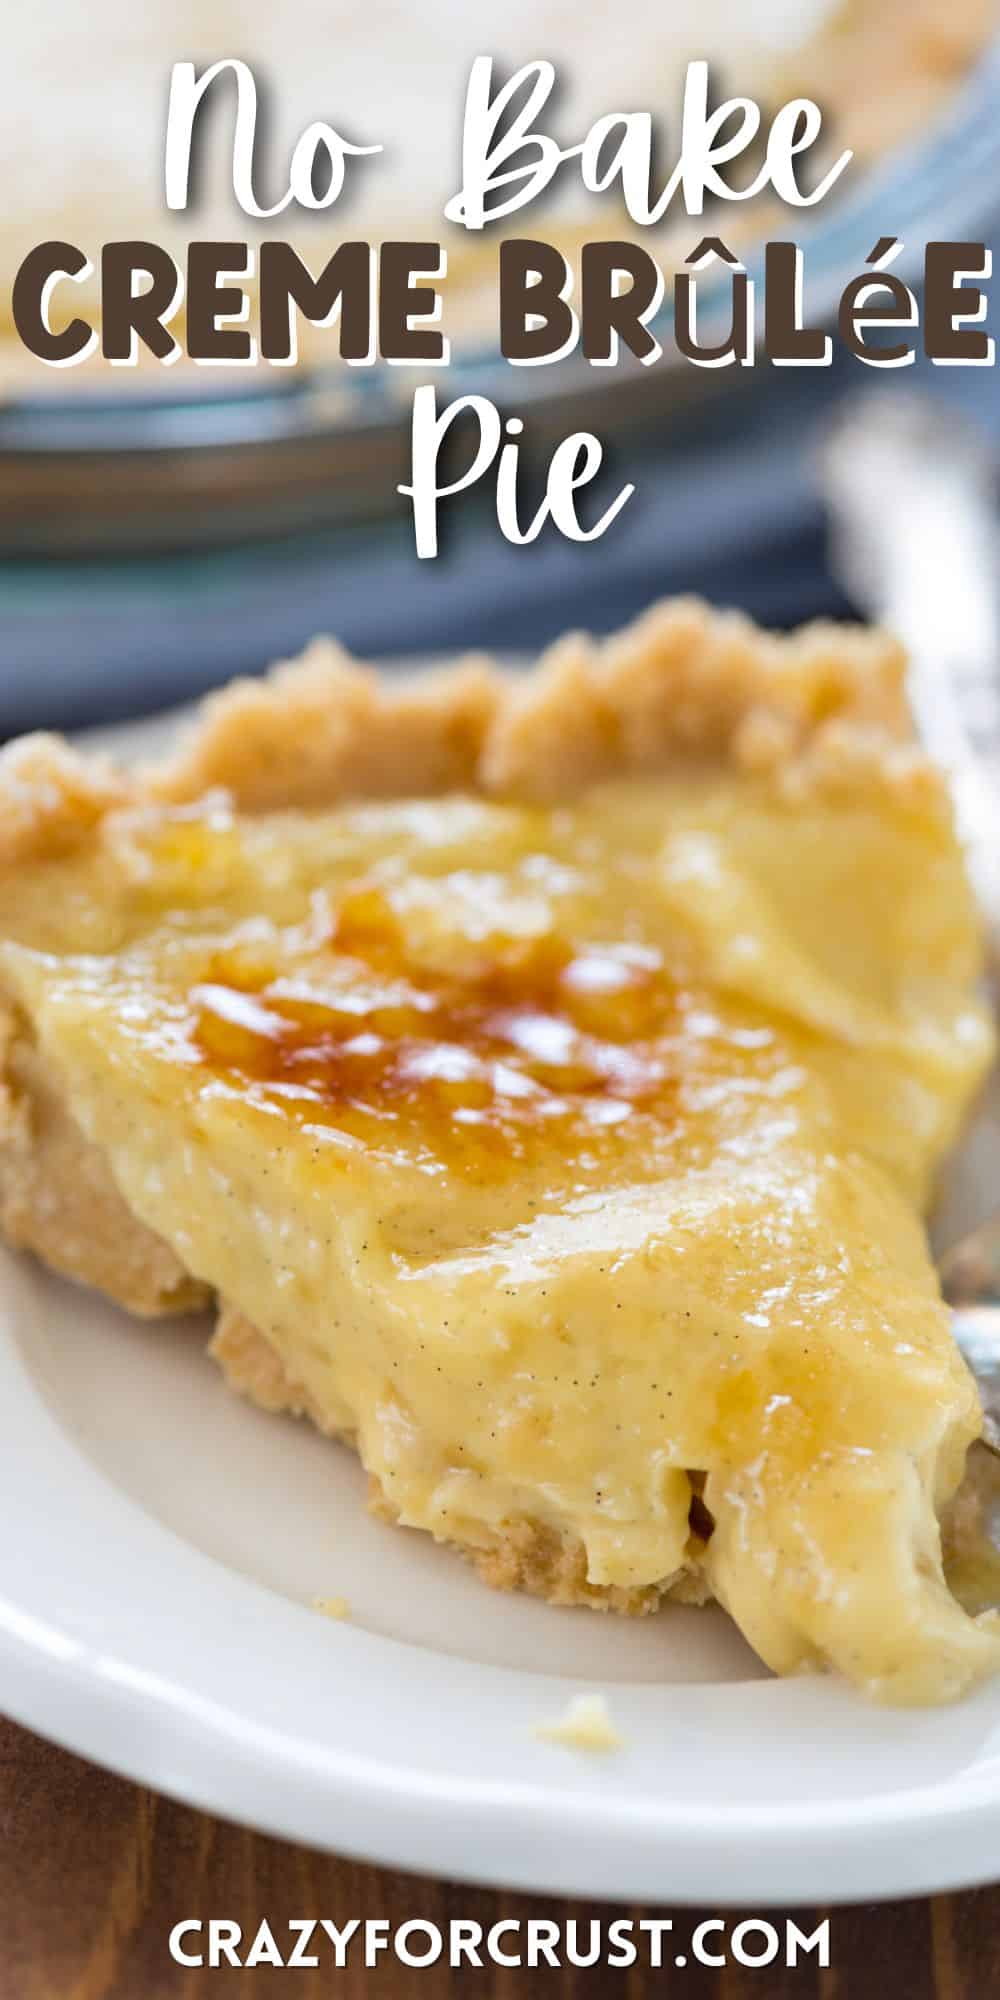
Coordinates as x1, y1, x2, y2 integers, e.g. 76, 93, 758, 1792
0, 349, 993, 736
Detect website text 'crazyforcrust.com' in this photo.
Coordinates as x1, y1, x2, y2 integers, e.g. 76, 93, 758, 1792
168, 1914, 831, 1972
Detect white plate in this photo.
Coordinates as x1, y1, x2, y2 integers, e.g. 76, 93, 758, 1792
2, 704, 1000, 1907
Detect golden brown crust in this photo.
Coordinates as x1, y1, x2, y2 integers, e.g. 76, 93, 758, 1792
463, 1516, 707, 1615
148, 599, 918, 809
0, 1002, 210, 1317
147, 644, 504, 812
479, 604, 911, 798
0, 599, 930, 876
0, 732, 131, 866
210, 1302, 345, 1435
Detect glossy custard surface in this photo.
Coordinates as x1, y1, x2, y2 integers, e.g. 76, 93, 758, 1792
1, 773, 995, 1699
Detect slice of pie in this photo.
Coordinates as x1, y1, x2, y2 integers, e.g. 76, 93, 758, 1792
1, 598, 997, 1702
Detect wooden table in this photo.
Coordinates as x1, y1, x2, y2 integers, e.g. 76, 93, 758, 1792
3, 1716, 999, 1998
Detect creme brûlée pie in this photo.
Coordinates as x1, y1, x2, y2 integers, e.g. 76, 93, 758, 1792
0, 597, 997, 1703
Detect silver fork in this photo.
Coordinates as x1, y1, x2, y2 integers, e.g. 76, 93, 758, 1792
820, 390, 1000, 1451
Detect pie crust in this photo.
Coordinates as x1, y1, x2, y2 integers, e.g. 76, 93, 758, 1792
0, 596, 917, 850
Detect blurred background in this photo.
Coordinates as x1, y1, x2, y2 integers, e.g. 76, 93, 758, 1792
1, 0, 999, 735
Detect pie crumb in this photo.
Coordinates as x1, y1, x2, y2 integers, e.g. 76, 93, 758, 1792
312, 1595, 351, 1621
536, 1693, 623, 1753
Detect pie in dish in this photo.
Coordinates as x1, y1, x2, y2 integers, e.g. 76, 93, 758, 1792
0, 598, 997, 1703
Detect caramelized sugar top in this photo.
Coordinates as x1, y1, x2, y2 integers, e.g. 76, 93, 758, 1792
189, 883, 693, 1169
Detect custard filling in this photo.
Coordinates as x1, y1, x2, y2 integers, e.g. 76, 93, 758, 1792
0, 761, 996, 1702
